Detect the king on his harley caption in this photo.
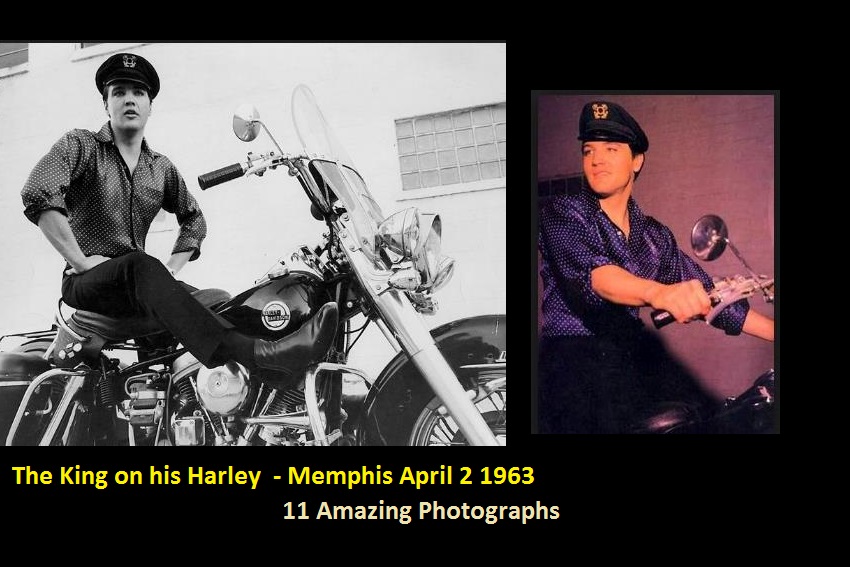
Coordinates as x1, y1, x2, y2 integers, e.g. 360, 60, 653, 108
11, 465, 555, 525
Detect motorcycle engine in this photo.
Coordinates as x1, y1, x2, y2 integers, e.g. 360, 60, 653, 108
115, 371, 169, 446
194, 361, 250, 416
170, 353, 309, 446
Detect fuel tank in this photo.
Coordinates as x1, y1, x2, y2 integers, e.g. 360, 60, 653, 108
216, 271, 334, 340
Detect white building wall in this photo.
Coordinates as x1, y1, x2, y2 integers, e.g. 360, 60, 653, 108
0, 42, 506, 377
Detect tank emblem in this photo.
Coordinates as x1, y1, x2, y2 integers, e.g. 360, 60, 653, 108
261, 300, 291, 331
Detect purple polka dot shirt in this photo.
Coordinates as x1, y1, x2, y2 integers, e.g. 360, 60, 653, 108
538, 187, 748, 337
21, 122, 206, 262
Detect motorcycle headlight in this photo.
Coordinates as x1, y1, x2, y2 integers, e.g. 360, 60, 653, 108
413, 214, 442, 288
431, 256, 455, 291
377, 207, 420, 263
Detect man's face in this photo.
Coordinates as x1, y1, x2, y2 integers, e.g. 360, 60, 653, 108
581, 141, 644, 197
105, 81, 151, 133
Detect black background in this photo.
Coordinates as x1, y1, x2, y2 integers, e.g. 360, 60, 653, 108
1, 47, 783, 541
2, 435, 781, 536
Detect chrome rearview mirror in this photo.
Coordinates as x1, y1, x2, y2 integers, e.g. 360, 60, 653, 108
233, 104, 262, 142
691, 214, 764, 285
232, 103, 286, 157
691, 214, 728, 261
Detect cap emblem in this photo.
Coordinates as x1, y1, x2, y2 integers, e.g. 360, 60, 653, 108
592, 103, 609, 120
122, 54, 137, 68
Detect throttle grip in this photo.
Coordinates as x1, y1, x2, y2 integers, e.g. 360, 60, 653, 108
198, 163, 245, 190
650, 309, 675, 329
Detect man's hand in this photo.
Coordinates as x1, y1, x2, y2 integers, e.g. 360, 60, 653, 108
645, 279, 711, 324
65, 255, 111, 276
592, 266, 711, 326
37, 211, 111, 277
165, 250, 193, 278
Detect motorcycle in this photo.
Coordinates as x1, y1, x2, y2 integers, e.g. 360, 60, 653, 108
0, 84, 506, 446
635, 214, 776, 434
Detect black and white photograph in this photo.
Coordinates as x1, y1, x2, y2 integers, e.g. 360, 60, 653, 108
0, 42, 507, 449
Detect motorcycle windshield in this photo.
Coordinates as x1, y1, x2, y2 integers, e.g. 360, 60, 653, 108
292, 84, 385, 263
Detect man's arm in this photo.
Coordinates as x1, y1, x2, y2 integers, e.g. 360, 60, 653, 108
165, 250, 193, 276
742, 309, 774, 342
163, 163, 207, 262
591, 264, 711, 323
593, 264, 774, 340
37, 210, 109, 275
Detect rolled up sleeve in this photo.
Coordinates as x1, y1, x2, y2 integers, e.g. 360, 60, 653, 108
675, 245, 750, 336
163, 163, 207, 261
21, 132, 88, 225
539, 197, 616, 308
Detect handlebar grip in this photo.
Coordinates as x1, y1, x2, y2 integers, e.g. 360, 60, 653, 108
650, 309, 675, 329
198, 163, 245, 190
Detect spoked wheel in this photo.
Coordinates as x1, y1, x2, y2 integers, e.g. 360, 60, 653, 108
407, 369, 505, 446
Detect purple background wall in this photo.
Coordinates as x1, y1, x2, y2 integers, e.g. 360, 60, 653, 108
537, 94, 775, 400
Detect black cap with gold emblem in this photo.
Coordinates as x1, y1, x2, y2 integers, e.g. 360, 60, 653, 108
95, 53, 160, 99
578, 101, 649, 154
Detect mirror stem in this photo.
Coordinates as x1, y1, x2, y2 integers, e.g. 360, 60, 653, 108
725, 238, 761, 281
258, 121, 286, 157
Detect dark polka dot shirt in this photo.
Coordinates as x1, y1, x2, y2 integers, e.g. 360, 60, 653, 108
21, 122, 206, 264
538, 187, 748, 337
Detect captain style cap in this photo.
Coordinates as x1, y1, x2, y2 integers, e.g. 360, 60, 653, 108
578, 101, 649, 154
95, 53, 160, 99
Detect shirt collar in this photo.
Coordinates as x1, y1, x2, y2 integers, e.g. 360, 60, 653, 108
94, 121, 159, 159
577, 185, 648, 236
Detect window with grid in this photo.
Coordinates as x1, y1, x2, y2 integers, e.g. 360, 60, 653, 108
396, 102, 506, 190
537, 175, 583, 205
0, 43, 28, 69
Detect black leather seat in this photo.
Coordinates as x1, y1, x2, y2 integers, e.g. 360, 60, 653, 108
628, 401, 703, 434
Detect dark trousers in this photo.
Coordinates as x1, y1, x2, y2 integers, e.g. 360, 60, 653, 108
538, 331, 712, 434
60, 251, 233, 367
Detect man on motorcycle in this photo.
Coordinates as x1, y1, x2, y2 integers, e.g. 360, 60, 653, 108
537, 100, 774, 434
20, 52, 338, 381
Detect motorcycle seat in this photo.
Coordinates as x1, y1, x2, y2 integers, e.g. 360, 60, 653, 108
628, 401, 703, 434
70, 288, 232, 342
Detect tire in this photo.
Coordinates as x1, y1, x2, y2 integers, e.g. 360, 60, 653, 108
407, 367, 505, 446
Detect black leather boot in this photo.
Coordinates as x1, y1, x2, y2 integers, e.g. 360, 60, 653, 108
253, 302, 339, 379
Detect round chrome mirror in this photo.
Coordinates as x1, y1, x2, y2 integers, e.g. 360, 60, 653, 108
691, 214, 728, 261
233, 104, 262, 142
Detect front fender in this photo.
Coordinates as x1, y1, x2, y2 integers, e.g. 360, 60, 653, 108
357, 314, 506, 446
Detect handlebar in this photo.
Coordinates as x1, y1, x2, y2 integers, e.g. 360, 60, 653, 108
198, 163, 247, 190
651, 309, 676, 329
651, 274, 774, 329
198, 153, 297, 191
